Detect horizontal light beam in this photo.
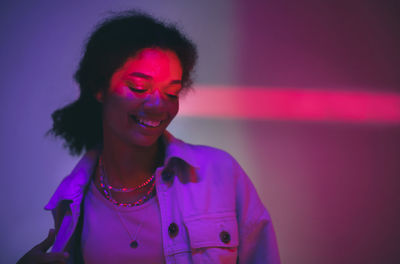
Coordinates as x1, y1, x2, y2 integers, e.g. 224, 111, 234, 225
180, 86, 400, 123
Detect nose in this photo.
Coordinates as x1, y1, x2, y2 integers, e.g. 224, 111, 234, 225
143, 89, 167, 112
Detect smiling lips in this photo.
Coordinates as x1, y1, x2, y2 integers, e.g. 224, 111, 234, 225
131, 115, 163, 128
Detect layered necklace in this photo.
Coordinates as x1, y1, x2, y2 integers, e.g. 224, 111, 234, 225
97, 155, 158, 248
98, 155, 156, 207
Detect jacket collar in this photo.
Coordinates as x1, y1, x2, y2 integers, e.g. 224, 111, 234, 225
163, 131, 200, 169
44, 131, 199, 211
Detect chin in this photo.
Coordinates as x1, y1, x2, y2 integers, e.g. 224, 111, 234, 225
128, 133, 162, 148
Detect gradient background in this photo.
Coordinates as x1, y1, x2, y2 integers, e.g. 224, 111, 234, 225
1, 0, 400, 263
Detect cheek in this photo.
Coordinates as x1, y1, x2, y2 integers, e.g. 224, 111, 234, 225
168, 100, 179, 118
105, 92, 141, 111
102, 95, 133, 123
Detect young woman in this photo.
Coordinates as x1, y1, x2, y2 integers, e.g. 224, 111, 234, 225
18, 11, 280, 264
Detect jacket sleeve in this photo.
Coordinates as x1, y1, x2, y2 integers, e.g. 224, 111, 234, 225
233, 159, 281, 264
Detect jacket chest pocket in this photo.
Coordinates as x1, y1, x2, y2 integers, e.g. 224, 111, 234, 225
184, 212, 239, 264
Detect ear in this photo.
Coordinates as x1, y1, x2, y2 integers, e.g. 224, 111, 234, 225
95, 91, 104, 103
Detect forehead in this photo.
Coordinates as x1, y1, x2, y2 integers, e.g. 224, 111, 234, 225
115, 48, 183, 81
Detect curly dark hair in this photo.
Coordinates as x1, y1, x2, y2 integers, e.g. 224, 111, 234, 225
48, 10, 198, 155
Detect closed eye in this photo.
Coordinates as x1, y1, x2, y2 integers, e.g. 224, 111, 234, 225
167, 94, 179, 99
126, 81, 147, 93
129, 86, 146, 93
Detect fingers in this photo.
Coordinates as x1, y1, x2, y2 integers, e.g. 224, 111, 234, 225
17, 247, 69, 264
17, 229, 70, 264
39, 252, 69, 264
35, 229, 56, 252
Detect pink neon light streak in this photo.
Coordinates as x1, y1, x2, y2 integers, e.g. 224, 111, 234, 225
179, 86, 400, 123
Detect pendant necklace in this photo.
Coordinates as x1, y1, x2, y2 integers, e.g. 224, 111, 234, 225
110, 191, 144, 249
98, 155, 154, 248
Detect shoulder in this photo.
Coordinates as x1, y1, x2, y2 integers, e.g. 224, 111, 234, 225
184, 141, 239, 168
192, 144, 235, 160
45, 149, 98, 211
176, 140, 246, 187
166, 132, 240, 170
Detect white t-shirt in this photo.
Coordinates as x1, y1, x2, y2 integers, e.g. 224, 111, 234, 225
81, 181, 165, 263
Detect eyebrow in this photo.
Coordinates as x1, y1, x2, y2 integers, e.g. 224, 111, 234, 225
130, 72, 152, 80
129, 72, 182, 85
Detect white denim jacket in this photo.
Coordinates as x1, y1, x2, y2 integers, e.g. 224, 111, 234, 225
45, 132, 280, 263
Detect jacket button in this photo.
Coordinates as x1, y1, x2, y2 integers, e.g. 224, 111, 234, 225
168, 222, 179, 237
220, 231, 231, 244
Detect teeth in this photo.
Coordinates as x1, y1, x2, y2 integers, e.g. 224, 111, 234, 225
137, 118, 161, 127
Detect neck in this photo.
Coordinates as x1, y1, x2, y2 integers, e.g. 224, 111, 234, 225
101, 135, 164, 189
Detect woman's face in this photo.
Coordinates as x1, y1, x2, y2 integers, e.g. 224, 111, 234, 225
98, 48, 183, 148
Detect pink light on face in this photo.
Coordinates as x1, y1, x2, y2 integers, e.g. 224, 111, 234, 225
180, 86, 400, 123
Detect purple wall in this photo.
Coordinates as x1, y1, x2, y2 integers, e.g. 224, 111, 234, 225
232, 1, 400, 263
1, 1, 399, 263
